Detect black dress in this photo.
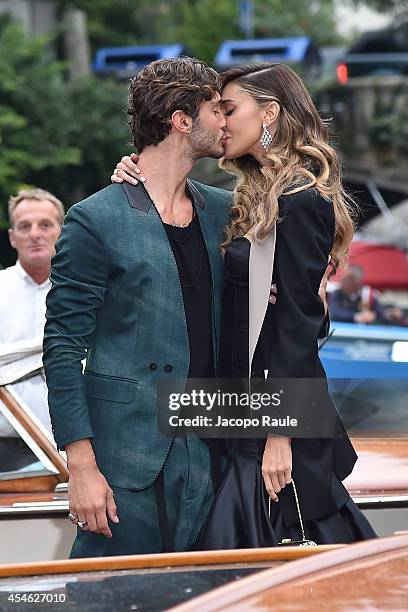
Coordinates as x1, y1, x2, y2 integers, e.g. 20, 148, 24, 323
196, 189, 377, 548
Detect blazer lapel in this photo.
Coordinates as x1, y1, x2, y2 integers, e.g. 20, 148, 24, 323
122, 181, 153, 212
246, 226, 277, 375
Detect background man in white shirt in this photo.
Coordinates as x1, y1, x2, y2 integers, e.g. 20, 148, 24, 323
0, 189, 64, 471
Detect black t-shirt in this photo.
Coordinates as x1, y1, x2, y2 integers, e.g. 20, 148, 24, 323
163, 212, 215, 378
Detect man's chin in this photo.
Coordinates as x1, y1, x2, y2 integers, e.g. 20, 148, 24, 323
24, 253, 52, 266
209, 146, 225, 160
194, 142, 226, 161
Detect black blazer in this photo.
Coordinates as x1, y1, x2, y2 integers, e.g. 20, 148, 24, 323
252, 188, 357, 526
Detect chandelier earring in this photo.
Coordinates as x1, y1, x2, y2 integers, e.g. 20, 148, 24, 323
260, 122, 273, 151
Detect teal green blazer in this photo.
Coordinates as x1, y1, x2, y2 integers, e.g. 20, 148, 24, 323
43, 180, 232, 489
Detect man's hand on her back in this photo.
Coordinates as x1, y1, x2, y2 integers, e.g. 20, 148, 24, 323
318, 262, 331, 316
111, 153, 145, 185
66, 439, 119, 538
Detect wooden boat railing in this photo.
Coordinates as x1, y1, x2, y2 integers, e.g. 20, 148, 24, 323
0, 545, 344, 578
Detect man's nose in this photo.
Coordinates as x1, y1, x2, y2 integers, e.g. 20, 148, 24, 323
29, 224, 41, 240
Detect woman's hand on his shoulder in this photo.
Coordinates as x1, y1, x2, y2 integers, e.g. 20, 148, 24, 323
111, 153, 145, 185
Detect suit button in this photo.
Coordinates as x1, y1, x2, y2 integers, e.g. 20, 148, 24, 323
149, 363, 158, 371
164, 364, 173, 373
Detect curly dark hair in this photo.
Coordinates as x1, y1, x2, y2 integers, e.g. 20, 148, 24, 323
127, 57, 222, 151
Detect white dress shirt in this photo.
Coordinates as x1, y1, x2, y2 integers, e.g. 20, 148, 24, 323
0, 261, 52, 437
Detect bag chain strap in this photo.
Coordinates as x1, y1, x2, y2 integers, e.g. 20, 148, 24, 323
268, 479, 306, 540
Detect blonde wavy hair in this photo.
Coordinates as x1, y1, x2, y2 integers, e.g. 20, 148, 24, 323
220, 64, 357, 274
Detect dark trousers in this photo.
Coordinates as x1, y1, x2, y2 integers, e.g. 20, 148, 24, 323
70, 437, 220, 558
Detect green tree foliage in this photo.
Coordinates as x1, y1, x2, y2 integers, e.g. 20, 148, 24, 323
54, 0, 342, 64
0, 16, 79, 217
164, 0, 241, 64
160, 0, 342, 65
254, 0, 342, 46
54, 0, 175, 52
50, 75, 131, 204
0, 17, 129, 220
0, 0, 344, 220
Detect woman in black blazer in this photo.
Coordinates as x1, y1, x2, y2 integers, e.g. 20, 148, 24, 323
194, 63, 376, 548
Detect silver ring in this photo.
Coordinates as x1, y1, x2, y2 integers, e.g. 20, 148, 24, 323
77, 520, 88, 529
68, 512, 77, 521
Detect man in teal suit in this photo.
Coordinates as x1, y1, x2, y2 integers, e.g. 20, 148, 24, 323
43, 57, 232, 557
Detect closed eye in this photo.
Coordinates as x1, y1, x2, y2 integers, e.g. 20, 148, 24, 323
224, 109, 234, 116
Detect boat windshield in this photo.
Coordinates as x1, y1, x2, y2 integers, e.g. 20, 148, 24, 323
0, 397, 56, 481
329, 378, 408, 436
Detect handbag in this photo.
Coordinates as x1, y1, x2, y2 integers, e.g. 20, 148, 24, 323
269, 479, 317, 547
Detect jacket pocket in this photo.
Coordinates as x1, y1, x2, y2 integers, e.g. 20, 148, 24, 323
84, 372, 138, 403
